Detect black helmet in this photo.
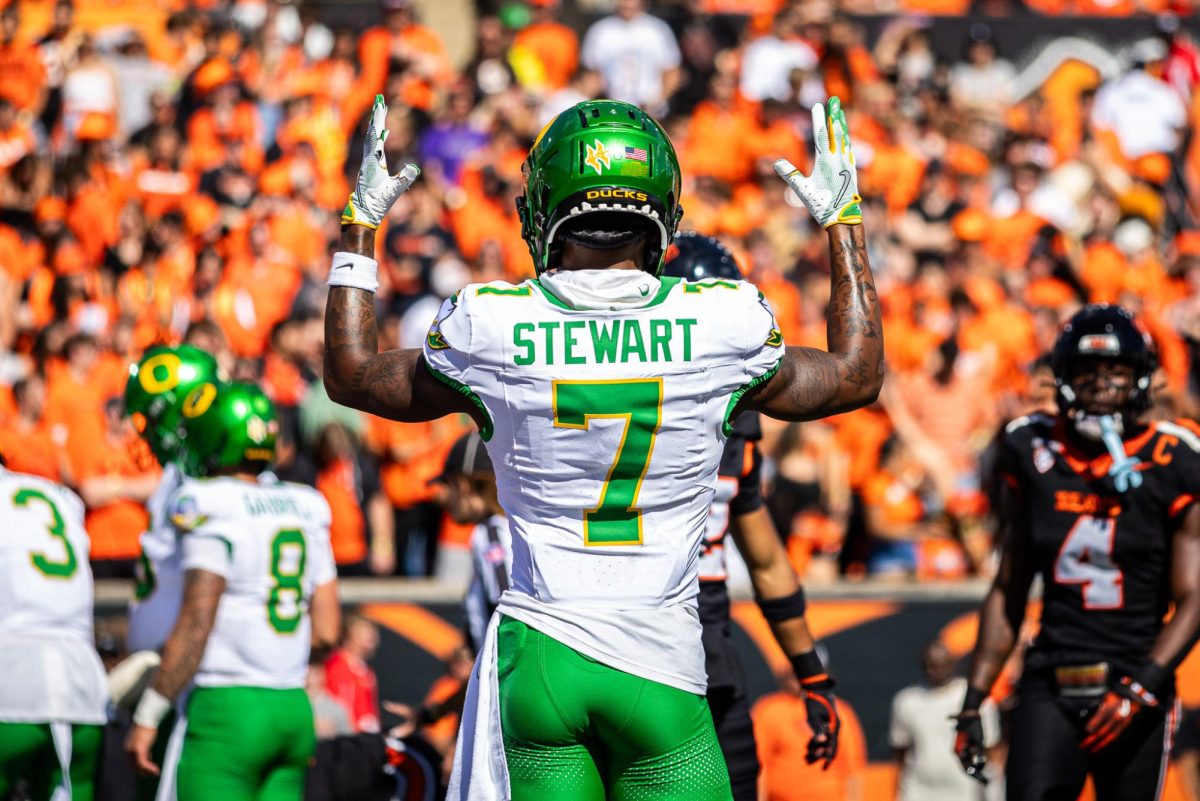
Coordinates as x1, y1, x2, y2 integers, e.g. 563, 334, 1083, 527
1051, 304, 1158, 418
662, 232, 742, 282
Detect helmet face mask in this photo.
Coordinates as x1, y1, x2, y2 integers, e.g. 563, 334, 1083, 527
1052, 305, 1157, 439
518, 100, 683, 276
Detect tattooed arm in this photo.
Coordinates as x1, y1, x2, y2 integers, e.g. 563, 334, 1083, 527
743, 224, 883, 421
126, 568, 225, 775
324, 224, 480, 424
151, 569, 225, 700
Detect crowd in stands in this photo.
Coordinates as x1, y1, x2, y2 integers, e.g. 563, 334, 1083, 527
1, 0, 1199, 584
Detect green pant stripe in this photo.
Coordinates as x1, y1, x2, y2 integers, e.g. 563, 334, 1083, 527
497, 617, 733, 801
177, 687, 314, 801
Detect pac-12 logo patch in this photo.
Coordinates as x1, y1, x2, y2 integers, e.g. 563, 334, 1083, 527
1033, 440, 1054, 474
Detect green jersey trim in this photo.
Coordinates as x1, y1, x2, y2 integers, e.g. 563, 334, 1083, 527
723, 359, 781, 436
422, 360, 495, 441
530, 276, 681, 311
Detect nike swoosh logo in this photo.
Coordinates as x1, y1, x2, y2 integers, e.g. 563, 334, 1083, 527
832, 170, 852, 209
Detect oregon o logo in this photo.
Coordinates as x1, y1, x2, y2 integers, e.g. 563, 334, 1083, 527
181, 383, 217, 418
138, 353, 182, 394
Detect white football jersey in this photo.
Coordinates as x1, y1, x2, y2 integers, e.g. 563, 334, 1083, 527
423, 273, 782, 693
170, 476, 337, 689
127, 462, 186, 654
0, 467, 108, 723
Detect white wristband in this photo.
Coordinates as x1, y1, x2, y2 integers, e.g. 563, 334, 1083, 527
328, 251, 379, 293
132, 688, 173, 729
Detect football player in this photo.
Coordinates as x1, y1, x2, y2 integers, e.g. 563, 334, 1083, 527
324, 95, 881, 800
663, 232, 840, 799
956, 305, 1200, 801
0, 452, 109, 800
125, 383, 341, 801
431, 431, 510, 655
120, 344, 221, 801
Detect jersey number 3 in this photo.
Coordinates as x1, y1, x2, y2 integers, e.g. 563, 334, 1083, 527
1054, 516, 1123, 609
552, 379, 663, 546
13, 489, 77, 579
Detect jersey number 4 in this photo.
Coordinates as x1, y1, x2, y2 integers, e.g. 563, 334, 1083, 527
13, 489, 77, 579
1054, 515, 1124, 609
552, 379, 663, 546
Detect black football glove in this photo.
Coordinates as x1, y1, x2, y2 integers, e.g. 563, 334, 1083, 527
1081, 668, 1162, 752
791, 650, 840, 769
953, 688, 988, 785
802, 676, 840, 768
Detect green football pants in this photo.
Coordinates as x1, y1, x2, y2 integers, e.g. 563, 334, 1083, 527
175, 687, 314, 801
497, 616, 733, 801
0, 721, 102, 801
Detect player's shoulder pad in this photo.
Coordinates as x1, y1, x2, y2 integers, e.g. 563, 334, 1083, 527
1004, 412, 1054, 438
676, 277, 767, 310
1156, 419, 1200, 455
167, 476, 243, 532
677, 278, 783, 351
999, 412, 1055, 461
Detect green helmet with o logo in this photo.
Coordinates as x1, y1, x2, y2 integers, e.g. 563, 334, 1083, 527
178, 382, 278, 477
125, 344, 220, 466
517, 99, 683, 276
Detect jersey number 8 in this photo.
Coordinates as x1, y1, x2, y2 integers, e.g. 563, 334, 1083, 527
268, 529, 307, 633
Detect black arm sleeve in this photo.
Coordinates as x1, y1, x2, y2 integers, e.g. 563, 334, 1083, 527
730, 442, 765, 517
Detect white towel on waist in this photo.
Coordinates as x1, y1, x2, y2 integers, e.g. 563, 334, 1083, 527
447, 612, 509, 801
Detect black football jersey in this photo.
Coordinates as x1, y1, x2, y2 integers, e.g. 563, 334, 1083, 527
699, 411, 764, 690
998, 413, 1200, 675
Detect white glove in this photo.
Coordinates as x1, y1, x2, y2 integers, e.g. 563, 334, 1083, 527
775, 97, 862, 229
341, 94, 421, 229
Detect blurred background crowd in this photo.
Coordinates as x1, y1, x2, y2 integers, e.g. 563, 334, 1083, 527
1, 0, 1199, 591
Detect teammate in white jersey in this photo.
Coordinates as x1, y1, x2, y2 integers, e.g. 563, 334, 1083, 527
125, 383, 340, 801
324, 95, 881, 800
124, 344, 222, 656
120, 344, 222, 801
0, 458, 109, 801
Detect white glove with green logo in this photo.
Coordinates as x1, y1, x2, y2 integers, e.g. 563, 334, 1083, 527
341, 94, 421, 229
775, 96, 863, 229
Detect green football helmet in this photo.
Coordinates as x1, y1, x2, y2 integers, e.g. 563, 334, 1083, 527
125, 345, 220, 466
517, 99, 684, 276
178, 382, 278, 477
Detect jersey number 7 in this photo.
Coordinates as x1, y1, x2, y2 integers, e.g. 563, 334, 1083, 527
552, 379, 663, 547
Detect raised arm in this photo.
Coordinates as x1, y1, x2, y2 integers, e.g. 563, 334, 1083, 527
324, 225, 476, 424
322, 95, 478, 425
742, 98, 883, 422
